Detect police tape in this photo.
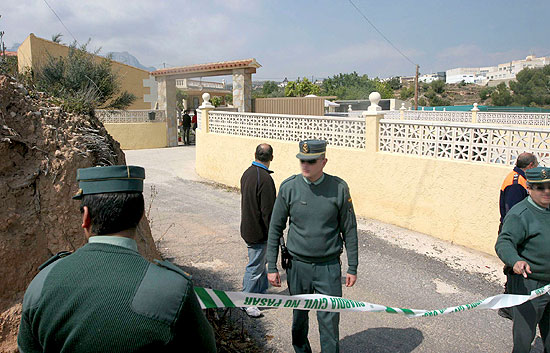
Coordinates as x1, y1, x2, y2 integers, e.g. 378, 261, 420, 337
195, 283, 550, 318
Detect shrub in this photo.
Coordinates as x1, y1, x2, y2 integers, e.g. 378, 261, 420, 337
34, 41, 136, 115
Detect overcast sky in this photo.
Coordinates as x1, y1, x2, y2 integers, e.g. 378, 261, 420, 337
3, 0, 549, 81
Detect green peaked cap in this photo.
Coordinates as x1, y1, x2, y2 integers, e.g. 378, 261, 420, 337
73, 165, 145, 199
526, 166, 550, 184
296, 139, 327, 160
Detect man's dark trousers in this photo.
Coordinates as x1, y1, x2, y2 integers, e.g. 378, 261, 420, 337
183, 127, 191, 145
287, 258, 342, 353
509, 275, 550, 353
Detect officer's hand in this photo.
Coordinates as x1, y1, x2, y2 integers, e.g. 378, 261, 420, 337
345, 274, 357, 287
268, 272, 281, 287
513, 261, 532, 278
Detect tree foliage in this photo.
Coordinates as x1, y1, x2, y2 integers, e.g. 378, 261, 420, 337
430, 79, 445, 94
479, 86, 495, 101
51, 33, 63, 44
176, 89, 188, 111
509, 65, 550, 107
320, 72, 394, 99
253, 81, 284, 98
210, 96, 223, 107
34, 42, 136, 115
399, 86, 414, 100
491, 82, 513, 106
284, 78, 320, 97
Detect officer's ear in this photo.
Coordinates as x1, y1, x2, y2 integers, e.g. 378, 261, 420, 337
81, 206, 92, 238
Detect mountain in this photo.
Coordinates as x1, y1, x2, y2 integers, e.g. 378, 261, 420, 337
107, 51, 156, 72
7, 43, 21, 52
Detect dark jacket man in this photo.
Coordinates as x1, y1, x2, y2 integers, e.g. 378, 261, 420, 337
240, 150, 276, 244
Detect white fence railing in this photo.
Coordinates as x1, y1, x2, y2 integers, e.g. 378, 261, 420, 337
379, 119, 550, 166
385, 109, 550, 126
477, 112, 550, 126
96, 110, 166, 123
207, 111, 366, 149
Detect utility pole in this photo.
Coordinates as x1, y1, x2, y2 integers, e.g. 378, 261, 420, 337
414, 64, 419, 110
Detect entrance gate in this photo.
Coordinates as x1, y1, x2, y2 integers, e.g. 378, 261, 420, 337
151, 59, 261, 146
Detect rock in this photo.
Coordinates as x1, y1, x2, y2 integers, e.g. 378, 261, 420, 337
0, 74, 161, 351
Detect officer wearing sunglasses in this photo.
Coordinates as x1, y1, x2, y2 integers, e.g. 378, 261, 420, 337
496, 166, 550, 352
266, 139, 358, 353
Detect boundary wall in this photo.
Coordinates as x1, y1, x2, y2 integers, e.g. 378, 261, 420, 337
195, 109, 514, 256
17, 33, 152, 110
104, 122, 167, 150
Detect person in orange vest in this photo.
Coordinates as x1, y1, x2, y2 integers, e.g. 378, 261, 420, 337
498, 152, 538, 320
499, 152, 538, 230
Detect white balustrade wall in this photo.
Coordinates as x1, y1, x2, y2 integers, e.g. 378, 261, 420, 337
206, 111, 366, 149
379, 120, 550, 166
402, 110, 473, 122
199, 108, 550, 167
477, 112, 550, 126
95, 110, 166, 123
385, 109, 550, 126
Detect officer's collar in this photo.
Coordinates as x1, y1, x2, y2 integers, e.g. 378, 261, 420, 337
88, 236, 138, 252
303, 173, 325, 186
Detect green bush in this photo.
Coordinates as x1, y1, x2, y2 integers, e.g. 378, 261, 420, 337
479, 86, 495, 101
210, 96, 222, 107
34, 42, 136, 115
399, 87, 414, 100
430, 80, 445, 94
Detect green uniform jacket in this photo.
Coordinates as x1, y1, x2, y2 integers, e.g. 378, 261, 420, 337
18, 240, 217, 353
495, 197, 550, 281
267, 173, 359, 275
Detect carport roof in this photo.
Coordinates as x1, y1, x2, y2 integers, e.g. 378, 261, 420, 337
151, 58, 261, 77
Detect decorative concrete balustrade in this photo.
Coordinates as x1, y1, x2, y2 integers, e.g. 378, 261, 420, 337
198, 92, 550, 167
379, 120, 550, 166
95, 109, 166, 123
384, 102, 550, 126
206, 111, 366, 149
197, 92, 367, 149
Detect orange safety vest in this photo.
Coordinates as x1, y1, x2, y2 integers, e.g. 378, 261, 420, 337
500, 170, 527, 192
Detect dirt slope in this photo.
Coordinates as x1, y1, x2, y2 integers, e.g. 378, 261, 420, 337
0, 75, 160, 352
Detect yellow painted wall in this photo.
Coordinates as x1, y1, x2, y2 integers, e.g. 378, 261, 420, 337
195, 114, 511, 256
17, 33, 150, 110
104, 123, 167, 150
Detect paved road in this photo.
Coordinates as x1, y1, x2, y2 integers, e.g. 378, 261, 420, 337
126, 146, 541, 353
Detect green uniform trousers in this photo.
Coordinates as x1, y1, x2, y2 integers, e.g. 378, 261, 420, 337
509, 274, 550, 353
287, 257, 342, 353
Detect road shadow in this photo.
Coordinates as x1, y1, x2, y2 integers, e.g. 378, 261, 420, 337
164, 258, 270, 352
340, 327, 423, 353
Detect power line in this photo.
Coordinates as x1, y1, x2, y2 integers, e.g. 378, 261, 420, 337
347, 0, 417, 67
42, 0, 78, 43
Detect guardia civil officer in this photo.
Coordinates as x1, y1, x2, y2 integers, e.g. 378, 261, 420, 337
496, 166, 550, 352
267, 140, 358, 353
18, 165, 216, 353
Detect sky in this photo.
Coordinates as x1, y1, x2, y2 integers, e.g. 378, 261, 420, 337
2, 0, 550, 81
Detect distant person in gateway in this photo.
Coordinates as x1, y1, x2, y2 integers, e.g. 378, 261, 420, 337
182, 110, 192, 145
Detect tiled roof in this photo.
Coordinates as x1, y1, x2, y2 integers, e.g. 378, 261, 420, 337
3, 51, 17, 57
151, 58, 261, 76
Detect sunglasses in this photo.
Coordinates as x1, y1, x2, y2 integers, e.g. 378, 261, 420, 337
531, 184, 550, 191
300, 159, 320, 165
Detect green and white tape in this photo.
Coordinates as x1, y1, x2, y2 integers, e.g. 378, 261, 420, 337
195, 284, 550, 318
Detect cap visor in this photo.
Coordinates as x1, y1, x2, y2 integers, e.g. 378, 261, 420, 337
296, 152, 322, 160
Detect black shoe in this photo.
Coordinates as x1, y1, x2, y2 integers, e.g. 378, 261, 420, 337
498, 307, 512, 320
